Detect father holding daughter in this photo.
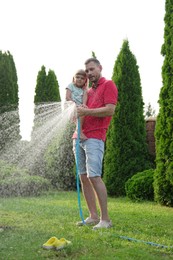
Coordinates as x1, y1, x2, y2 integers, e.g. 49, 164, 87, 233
67, 58, 118, 229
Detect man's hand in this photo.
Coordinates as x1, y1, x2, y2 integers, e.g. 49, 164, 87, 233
76, 105, 88, 117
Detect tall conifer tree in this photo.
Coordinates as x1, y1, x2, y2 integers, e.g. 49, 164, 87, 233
104, 40, 151, 196
0, 51, 20, 151
154, 0, 173, 206
34, 66, 61, 103
0, 51, 18, 109
46, 69, 61, 102
34, 66, 47, 103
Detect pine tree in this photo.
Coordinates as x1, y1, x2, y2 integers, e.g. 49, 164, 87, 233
104, 40, 151, 196
154, 0, 173, 206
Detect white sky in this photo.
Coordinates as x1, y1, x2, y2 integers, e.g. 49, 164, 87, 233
1, 0, 165, 140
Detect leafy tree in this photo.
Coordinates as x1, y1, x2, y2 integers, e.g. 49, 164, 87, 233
104, 40, 151, 196
154, 0, 173, 206
0, 51, 21, 151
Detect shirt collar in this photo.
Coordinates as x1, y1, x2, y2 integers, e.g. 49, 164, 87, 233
92, 77, 106, 89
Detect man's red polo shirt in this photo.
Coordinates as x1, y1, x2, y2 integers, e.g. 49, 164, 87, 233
82, 77, 118, 141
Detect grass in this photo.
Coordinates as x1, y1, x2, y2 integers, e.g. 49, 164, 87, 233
0, 191, 173, 260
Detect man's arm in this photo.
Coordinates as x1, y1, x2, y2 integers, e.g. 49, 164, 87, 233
77, 104, 116, 118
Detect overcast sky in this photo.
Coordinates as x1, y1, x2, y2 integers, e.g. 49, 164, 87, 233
1, 0, 165, 140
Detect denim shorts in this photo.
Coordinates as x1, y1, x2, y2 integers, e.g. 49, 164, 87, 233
73, 138, 105, 177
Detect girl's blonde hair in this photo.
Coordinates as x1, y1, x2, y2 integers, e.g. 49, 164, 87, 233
74, 69, 87, 77
73, 69, 88, 89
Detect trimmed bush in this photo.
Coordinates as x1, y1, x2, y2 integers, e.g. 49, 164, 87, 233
0, 160, 51, 197
125, 169, 154, 201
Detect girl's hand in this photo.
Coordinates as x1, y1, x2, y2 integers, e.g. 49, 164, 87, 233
81, 104, 88, 108
83, 79, 89, 90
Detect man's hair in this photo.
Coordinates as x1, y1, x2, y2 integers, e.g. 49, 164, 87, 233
84, 58, 101, 66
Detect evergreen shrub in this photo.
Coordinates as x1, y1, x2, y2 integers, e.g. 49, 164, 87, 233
154, 0, 173, 206
104, 40, 151, 196
125, 169, 154, 201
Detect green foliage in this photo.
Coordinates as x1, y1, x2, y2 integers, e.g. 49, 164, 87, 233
92, 51, 97, 59
125, 169, 154, 201
0, 160, 51, 197
0, 51, 21, 151
145, 102, 156, 119
44, 123, 76, 190
104, 40, 151, 196
46, 70, 61, 102
0, 51, 19, 109
34, 65, 47, 103
154, 0, 173, 206
34, 66, 61, 103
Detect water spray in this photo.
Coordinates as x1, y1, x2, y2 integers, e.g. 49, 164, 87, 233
75, 117, 85, 224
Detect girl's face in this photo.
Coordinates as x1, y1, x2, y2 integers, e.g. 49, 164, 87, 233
73, 74, 86, 88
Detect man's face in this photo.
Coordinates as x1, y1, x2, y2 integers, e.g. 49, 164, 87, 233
85, 61, 102, 83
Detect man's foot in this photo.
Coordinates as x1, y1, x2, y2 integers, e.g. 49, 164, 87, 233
93, 220, 113, 230
76, 217, 99, 226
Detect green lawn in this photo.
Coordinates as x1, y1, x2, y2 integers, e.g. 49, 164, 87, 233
0, 191, 173, 259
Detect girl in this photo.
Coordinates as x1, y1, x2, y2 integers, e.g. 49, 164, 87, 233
66, 69, 88, 139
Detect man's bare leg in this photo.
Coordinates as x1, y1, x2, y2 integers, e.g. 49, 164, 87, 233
80, 174, 98, 220
89, 176, 110, 221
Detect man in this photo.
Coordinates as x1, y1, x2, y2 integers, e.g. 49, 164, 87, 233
73, 58, 118, 229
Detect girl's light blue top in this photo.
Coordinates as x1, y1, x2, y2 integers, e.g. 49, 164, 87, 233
66, 83, 84, 105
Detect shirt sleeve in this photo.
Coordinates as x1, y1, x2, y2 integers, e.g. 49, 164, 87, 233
66, 83, 73, 92
104, 80, 118, 105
